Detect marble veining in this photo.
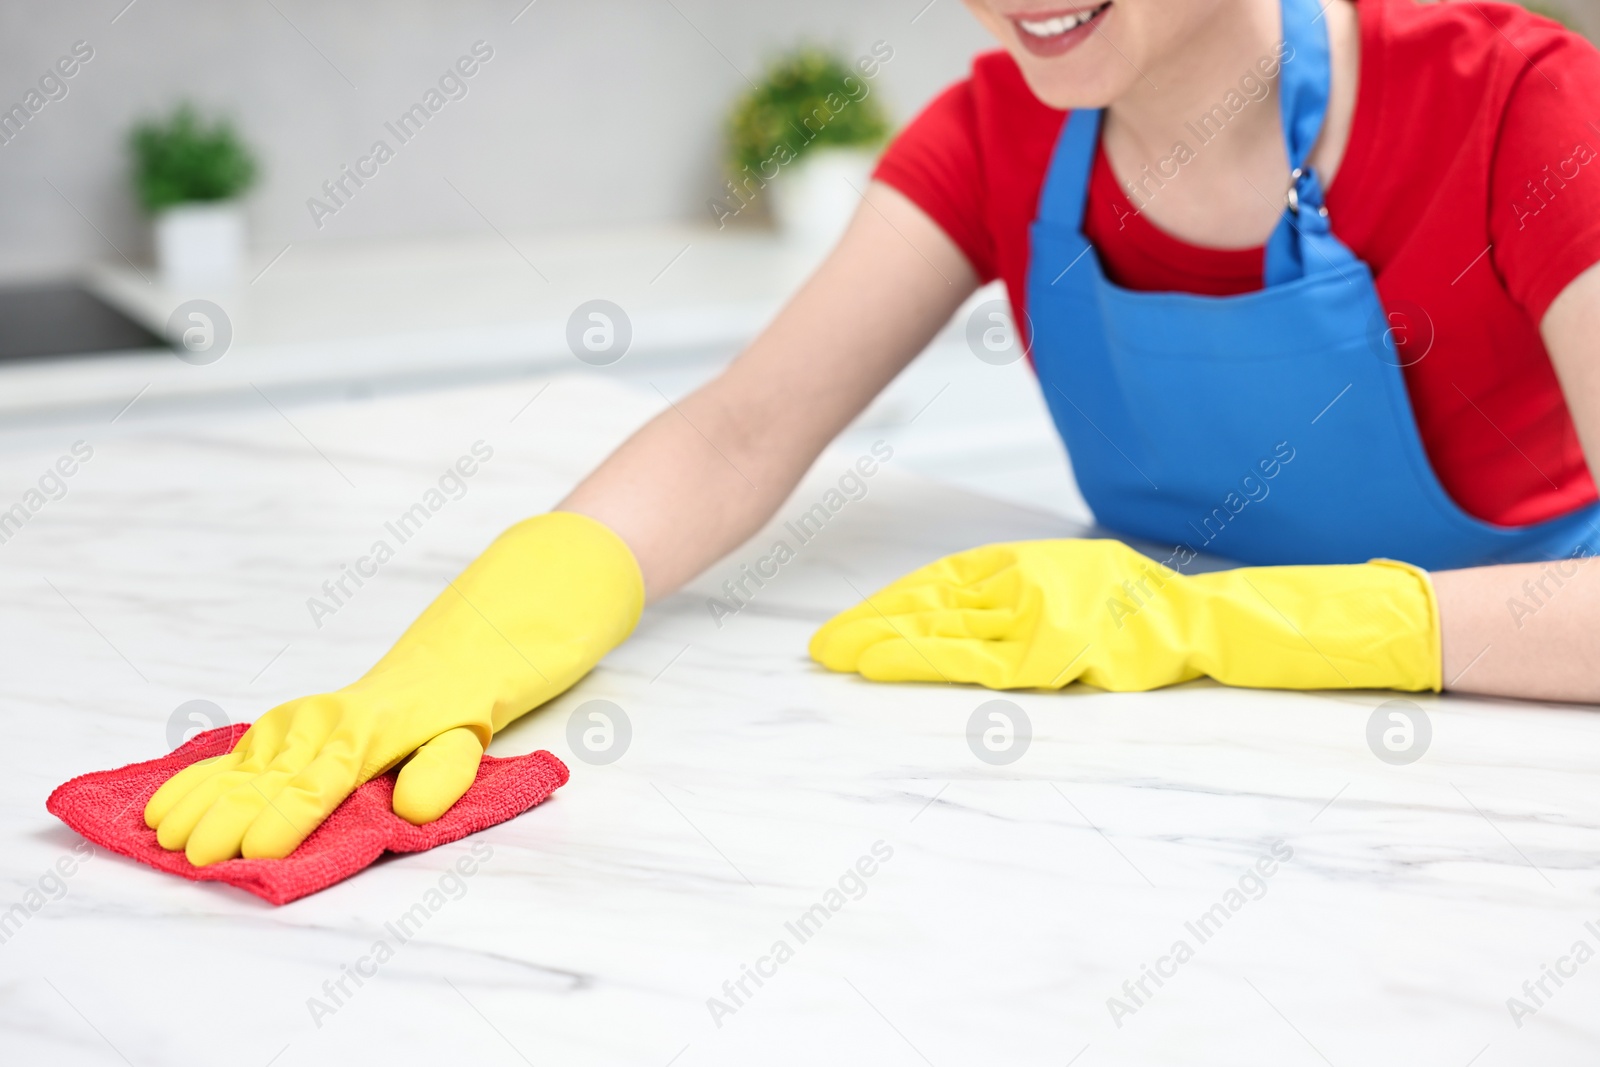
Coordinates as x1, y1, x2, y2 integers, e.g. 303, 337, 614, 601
2, 369, 1599, 1066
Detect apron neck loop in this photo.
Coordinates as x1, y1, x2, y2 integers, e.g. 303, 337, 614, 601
1277, 0, 1331, 179
1035, 0, 1341, 282
1037, 107, 1101, 234
1266, 0, 1339, 281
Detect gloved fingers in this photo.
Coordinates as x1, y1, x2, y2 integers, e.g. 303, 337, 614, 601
259, 694, 349, 772
811, 611, 898, 671
812, 608, 922, 671
854, 635, 1022, 688
152, 765, 264, 852
393, 727, 485, 825
144, 715, 284, 829
179, 706, 358, 863
819, 551, 1004, 618
820, 563, 1024, 636
145, 693, 342, 839
239, 747, 364, 860
181, 767, 301, 867
143, 749, 246, 829
806, 614, 934, 671
226, 698, 314, 770
812, 608, 1018, 671
933, 544, 1019, 588
848, 582, 1002, 620
962, 565, 1028, 609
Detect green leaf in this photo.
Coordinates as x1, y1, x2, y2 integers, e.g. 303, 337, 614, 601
129, 103, 258, 214
724, 47, 891, 180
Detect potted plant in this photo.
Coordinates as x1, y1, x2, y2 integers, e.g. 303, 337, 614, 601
725, 47, 891, 250
131, 104, 258, 289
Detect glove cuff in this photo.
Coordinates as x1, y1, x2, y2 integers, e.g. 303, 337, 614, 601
1366, 558, 1443, 692
1186, 558, 1442, 692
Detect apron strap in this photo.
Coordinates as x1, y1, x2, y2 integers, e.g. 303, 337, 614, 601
1277, 0, 1330, 177
1035, 106, 1102, 233
1032, 0, 1351, 287
1264, 0, 1345, 285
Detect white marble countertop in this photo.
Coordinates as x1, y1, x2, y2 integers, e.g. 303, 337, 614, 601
3, 226, 822, 426
3, 359, 1600, 1066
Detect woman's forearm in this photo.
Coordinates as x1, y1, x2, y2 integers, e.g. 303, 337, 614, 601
1434, 558, 1600, 702
559, 182, 979, 601
557, 355, 828, 602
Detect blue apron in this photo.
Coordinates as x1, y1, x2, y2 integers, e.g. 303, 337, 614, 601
1026, 0, 1600, 570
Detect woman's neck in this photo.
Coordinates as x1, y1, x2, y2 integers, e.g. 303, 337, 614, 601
1107, 0, 1284, 162
1099, 0, 1358, 250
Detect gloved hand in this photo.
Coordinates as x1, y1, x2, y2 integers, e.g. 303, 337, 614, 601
810, 539, 1440, 692
145, 511, 644, 866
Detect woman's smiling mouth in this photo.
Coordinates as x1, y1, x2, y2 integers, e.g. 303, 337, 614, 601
1010, 2, 1113, 57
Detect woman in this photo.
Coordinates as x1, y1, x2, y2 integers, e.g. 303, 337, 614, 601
147, 0, 1600, 866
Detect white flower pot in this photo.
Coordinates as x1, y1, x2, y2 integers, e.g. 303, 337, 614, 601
154, 201, 246, 290
768, 147, 878, 253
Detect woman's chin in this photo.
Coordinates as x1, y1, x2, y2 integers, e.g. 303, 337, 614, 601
1010, 55, 1139, 111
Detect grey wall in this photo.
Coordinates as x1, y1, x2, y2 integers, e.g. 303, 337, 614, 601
0, 0, 993, 281
5, 0, 1596, 284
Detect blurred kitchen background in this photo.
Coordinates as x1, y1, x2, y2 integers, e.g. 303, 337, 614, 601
0, 0, 1594, 514
3, 2, 995, 276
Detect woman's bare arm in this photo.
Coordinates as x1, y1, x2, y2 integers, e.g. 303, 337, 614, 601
560, 182, 1600, 705
1435, 262, 1600, 702
560, 181, 979, 600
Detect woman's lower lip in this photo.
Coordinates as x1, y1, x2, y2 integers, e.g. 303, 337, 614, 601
1010, 3, 1111, 58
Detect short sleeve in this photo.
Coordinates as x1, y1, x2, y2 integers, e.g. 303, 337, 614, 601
1490, 26, 1600, 325
873, 80, 998, 282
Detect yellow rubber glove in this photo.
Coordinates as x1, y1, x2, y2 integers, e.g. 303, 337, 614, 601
810, 539, 1440, 692
145, 511, 644, 866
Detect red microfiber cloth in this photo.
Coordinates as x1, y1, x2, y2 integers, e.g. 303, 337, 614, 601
46, 724, 569, 905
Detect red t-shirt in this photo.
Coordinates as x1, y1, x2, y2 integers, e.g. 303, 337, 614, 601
875, 0, 1600, 526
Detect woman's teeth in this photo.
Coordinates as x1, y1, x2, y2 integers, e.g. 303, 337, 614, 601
1017, 3, 1108, 38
